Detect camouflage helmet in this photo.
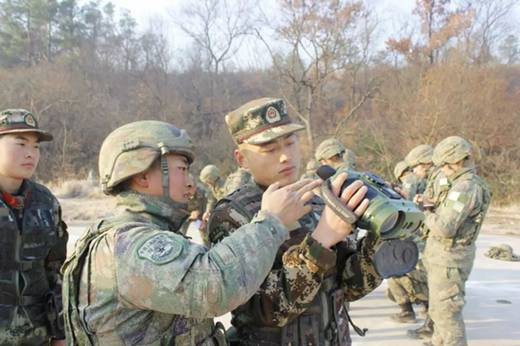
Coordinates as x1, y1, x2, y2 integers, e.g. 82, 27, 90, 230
393, 161, 409, 180
199, 164, 220, 185
315, 138, 345, 161
99, 120, 194, 195
432, 136, 472, 166
306, 159, 319, 172
405, 144, 433, 167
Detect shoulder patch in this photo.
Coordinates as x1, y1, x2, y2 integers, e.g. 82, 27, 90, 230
137, 233, 183, 265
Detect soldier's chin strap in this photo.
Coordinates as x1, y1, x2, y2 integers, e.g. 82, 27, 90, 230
158, 143, 170, 198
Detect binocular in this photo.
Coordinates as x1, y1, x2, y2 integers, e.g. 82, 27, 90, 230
317, 166, 424, 240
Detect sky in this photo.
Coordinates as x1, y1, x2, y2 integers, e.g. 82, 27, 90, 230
103, 0, 519, 69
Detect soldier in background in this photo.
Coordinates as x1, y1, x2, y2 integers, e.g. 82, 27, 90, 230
180, 174, 210, 245
200, 164, 227, 213
208, 97, 382, 346
62, 120, 320, 345
393, 160, 420, 201
315, 138, 353, 170
421, 136, 490, 346
300, 159, 320, 180
343, 148, 357, 170
224, 167, 252, 194
0, 109, 67, 346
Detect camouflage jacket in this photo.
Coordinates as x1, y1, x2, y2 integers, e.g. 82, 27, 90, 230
400, 173, 419, 201
188, 185, 208, 215
0, 180, 68, 340
205, 178, 227, 213
208, 183, 382, 344
62, 191, 290, 346
423, 167, 491, 268
423, 167, 450, 206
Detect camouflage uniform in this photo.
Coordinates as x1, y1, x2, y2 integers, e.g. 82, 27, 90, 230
315, 138, 353, 171
422, 136, 491, 346
342, 149, 357, 170
62, 121, 292, 346
0, 109, 68, 345
209, 98, 382, 345
200, 165, 228, 213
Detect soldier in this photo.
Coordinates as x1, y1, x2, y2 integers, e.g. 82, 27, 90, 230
61, 120, 321, 345
394, 160, 420, 201
315, 138, 352, 170
208, 97, 382, 345
179, 174, 209, 244
387, 159, 428, 323
300, 159, 320, 180
0, 109, 68, 346
199, 164, 227, 213
421, 136, 490, 346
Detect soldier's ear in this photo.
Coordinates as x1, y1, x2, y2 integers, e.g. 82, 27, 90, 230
129, 171, 151, 190
234, 148, 248, 169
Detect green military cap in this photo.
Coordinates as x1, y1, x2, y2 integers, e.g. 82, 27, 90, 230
394, 160, 409, 180
199, 164, 220, 185
315, 138, 345, 161
405, 144, 433, 167
432, 136, 472, 166
0, 109, 53, 141
225, 98, 305, 145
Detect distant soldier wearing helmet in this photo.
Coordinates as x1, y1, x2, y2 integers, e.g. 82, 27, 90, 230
300, 159, 320, 180
393, 160, 420, 201
61, 120, 320, 345
315, 138, 357, 171
421, 136, 491, 346
200, 164, 227, 211
386, 159, 428, 324
0, 109, 68, 346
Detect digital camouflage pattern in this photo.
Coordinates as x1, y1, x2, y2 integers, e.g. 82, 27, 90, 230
387, 260, 428, 306
315, 138, 345, 161
208, 184, 382, 345
405, 144, 433, 167
484, 244, 520, 262
223, 167, 252, 194
62, 191, 291, 346
394, 161, 409, 181
0, 108, 53, 141
225, 98, 305, 145
300, 159, 319, 180
98, 120, 194, 194
400, 172, 420, 201
422, 163, 491, 346
0, 180, 68, 345
200, 165, 221, 186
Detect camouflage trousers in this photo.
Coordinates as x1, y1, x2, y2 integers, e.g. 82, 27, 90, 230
0, 308, 49, 346
387, 259, 428, 305
425, 260, 471, 346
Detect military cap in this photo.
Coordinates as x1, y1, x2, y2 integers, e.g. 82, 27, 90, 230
225, 98, 305, 145
394, 161, 409, 180
432, 136, 472, 166
315, 138, 346, 161
405, 144, 433, 167
0, 109, 53, 141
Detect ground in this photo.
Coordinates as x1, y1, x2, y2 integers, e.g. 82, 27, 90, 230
62, 196, 520, 346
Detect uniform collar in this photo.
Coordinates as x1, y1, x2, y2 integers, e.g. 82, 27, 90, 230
447, 166, 475, 183
116, 191, 189, 231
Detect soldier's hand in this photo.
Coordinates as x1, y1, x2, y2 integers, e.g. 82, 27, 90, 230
312, 173, 369, 249
190, 210, 201, 220
261, 179, 321, 227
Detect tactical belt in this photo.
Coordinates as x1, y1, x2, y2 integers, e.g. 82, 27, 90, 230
0, 259, 44, 271
0, 295, 44, 306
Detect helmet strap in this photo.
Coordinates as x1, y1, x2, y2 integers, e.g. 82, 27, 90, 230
158, 143, 170, 199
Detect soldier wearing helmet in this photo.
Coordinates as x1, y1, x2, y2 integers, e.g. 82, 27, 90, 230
0, 109, 68, 346
315, 138, 356, 170
420, 136, 491, 346
300, 159, 320, 180
62, 120, 320, 345
393, 160, 420, 201
207, 98, 381, 346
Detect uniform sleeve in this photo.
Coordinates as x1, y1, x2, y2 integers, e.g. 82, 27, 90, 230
246, 234, 336, 327
115, 212, 289, 319
424, 180, 479, 238
401, 176, 419, 201
339, 232, 383, 301
45, 204, 69, 339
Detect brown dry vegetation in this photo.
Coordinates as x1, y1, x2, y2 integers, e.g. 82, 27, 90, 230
1, 0, 519, 204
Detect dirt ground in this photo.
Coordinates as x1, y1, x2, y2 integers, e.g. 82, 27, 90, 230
63, 198, 520, 346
